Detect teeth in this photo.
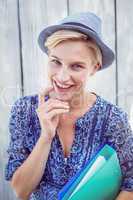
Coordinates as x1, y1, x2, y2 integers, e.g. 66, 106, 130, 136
55, 81, 72, 89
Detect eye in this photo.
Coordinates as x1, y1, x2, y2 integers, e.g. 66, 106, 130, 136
51, 59, 61, 65
71, 64, 84, 70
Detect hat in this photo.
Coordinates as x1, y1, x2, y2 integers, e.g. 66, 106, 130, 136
38, 12, 115, 70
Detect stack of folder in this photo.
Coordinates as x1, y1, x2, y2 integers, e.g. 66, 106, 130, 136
58, 144, 122, 200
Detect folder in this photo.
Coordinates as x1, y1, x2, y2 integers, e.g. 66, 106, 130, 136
58, 144, 122, 200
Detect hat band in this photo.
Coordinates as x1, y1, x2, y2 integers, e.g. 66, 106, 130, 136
61, 22, 98, 35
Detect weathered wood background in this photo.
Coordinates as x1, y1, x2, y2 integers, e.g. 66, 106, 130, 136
0, 0, 133, 199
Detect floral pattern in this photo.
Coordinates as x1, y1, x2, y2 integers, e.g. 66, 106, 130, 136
5, 93, 133, 199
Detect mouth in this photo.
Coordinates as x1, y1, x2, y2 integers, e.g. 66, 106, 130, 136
53, 80, 74, 93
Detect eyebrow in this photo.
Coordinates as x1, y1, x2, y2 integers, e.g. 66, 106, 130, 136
50, 55, 87, 65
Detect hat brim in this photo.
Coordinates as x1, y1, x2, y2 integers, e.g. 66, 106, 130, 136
38, 24, 115, 70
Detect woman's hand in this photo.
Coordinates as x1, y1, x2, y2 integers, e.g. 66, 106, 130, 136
116, 191, 133, 200
36, 86, 70, 141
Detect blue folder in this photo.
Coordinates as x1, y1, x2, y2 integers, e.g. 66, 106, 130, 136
58, 144, 122, 200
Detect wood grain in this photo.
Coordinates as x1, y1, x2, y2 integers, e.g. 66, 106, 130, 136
1, 0, 132, 199
69, 0, 116, 104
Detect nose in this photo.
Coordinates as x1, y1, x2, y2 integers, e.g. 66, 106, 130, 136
57, 66, 71, 82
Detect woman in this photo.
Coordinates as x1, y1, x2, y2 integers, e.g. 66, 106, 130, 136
5, 12, 133, 200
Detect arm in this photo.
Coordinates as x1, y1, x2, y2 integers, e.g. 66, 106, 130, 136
5, 89, 69, 200
5, 96, 53, 200
11, 134, 52, 200
116, 191, 133, 200
105, 106, 133, 197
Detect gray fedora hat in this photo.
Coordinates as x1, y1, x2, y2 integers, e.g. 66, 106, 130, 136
38, 12, 115, 70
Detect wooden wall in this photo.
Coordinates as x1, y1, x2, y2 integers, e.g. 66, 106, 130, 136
0, 0, 133, 199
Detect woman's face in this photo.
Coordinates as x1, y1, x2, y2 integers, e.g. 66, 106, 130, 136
47, 40, 99, 102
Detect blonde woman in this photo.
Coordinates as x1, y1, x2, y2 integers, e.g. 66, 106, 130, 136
5, 12, 133, 200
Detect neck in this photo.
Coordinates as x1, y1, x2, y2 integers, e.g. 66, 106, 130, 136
68, 90, 89, 113
58, 91, 96, 126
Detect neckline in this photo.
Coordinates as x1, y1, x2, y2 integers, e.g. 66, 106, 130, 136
44, 92, 100, 124
55, 93, 101, 162
74, 92, 100, 125
45, 92, 100, 126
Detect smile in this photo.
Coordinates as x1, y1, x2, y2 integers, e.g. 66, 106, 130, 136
53, 80, 74, 92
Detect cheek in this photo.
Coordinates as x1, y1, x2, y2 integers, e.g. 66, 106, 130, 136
47, 66, 57, 80
76, 72, 88, 85
72, 79, 86, 92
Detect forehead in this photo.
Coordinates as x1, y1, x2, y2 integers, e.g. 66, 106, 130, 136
48, 40, 94, 63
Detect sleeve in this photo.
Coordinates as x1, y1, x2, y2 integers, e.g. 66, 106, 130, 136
105, 105, 133, 191
5, 97, 31, 181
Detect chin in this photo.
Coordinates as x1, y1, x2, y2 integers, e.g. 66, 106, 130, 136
53, 92, 73, 102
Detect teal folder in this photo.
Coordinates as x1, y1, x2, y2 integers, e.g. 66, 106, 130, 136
58, 144, 122, 200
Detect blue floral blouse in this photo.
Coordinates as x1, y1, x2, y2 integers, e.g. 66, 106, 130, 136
5, 93, 133, 200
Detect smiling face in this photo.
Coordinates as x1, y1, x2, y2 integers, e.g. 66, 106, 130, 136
47, 39, 99, 102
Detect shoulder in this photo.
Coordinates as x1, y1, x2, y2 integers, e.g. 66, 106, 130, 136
10, 94, 38, 115
9, 94, 39, 132
12, 93, 38, 109
98, 97, 133, 146
98, 96, 128, 123
8, 94, 39, 148
97, 96, 132, 141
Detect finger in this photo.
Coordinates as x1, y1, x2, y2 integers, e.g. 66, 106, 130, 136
37, 101, 69, 113
48, 108, 70, 119
38, 86, 54, 106
42, 85, 54, 97
45, 98, 69, 106
44, 102, 69, 113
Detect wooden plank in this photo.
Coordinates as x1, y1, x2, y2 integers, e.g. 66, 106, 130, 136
46, 0, 67, 24
69, 0, 116, 103
117, 0, 133, 120
18, 0, 49, 95
44, 0, 68, 86
0, 0, 21, 199
19, 0, 67, 96
0, 1, 67, 199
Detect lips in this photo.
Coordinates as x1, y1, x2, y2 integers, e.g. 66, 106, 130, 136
53, 80, 74, 92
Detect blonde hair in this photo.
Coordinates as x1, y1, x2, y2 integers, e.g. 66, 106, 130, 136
45, 30, 102, 67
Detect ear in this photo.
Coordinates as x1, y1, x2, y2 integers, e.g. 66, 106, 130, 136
90, 62, 101, 76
